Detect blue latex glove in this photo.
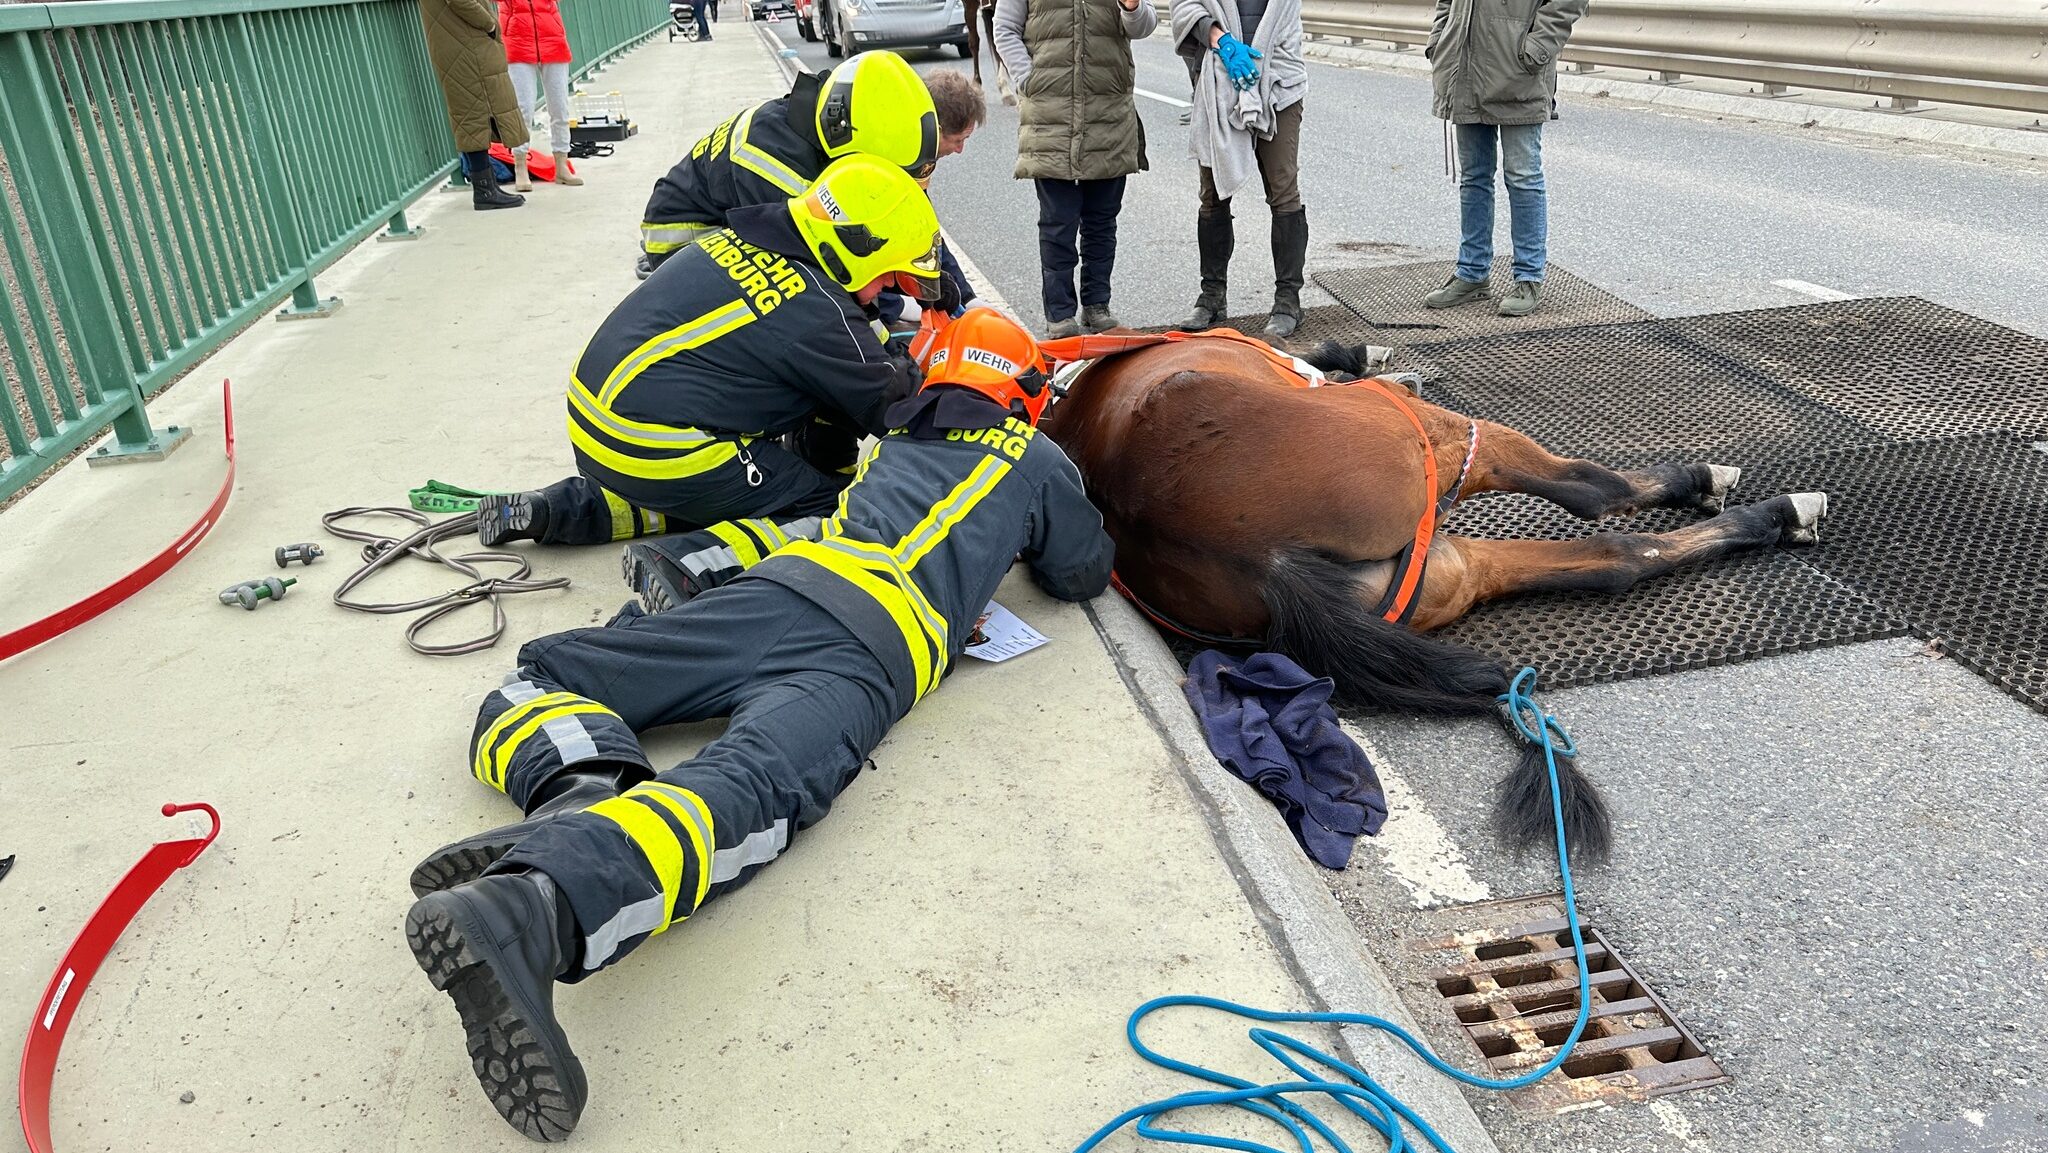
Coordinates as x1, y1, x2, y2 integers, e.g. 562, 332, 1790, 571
1214, 32, 1263, 91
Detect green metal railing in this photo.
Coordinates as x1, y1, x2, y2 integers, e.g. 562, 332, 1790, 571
0, 0, 665, 502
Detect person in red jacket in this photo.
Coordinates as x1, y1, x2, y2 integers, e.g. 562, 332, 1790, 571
497, 0, 584, 191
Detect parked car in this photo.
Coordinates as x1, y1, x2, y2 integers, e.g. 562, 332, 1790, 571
816, 0, 969, 59
750, 0, 795, 21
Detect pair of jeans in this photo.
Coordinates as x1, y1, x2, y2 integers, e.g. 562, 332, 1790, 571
508, 61, 574, 156
1034, 176, 1127, 322
1454, 122, 1546, 284
690, 0, 712, 37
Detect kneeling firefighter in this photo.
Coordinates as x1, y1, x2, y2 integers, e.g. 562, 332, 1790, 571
636, 49, 938, 276
405, 308, 1114, 1140
478, 154, 945, 547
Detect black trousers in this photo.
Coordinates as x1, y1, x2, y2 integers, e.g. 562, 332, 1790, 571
1034, 176, 1127, 322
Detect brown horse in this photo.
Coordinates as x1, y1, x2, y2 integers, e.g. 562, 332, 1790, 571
960, 0, 1013, 103
1040, 333, 1830, 857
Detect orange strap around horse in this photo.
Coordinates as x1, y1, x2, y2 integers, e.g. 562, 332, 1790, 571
1040, 328, 1463, 625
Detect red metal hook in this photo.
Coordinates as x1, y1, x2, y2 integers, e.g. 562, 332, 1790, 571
17, 803, 223, 1153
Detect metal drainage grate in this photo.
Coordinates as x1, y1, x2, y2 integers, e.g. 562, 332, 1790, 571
1748, 431, 2048, 714
1415, 894, 1729, 1110
1674, 296, 2048, 443
1432, 494, 1909, 689
1407, 317, 1881, 469
1314, 258, 1651, 343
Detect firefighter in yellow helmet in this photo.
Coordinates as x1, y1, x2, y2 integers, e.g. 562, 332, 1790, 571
406, 306, 1112, 1140
635, 50, 939, 276
477, 154, 944, 548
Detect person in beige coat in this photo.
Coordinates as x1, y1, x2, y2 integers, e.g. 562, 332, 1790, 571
421, 0, 532, 209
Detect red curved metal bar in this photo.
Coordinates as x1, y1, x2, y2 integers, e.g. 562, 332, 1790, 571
17, 804, 222, 1153
0, 380, 236, 664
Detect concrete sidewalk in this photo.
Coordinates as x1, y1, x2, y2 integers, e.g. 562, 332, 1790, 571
0, 28, 1492, 1153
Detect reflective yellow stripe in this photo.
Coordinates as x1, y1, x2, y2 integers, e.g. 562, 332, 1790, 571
637, 508, 668, 535
472, 691, 584, 783
900, 456, 1010, 568
599, 299, 757, 406
569, 420, 744, 482
486, 703, 618, 791
728, 106, 807, 194
588, 796, 687, 930
825, 537, 949, 679
821, 441, 883, 540
781, 539, 940, 698
707, 520, 762, 568
642, 221, 712, 253
742, 518, 790, 549
629, 783, 716, 912
603, 489, 637, 542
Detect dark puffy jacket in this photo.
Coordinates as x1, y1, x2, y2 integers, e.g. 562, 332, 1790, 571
497, 0, 572, 64
420, 0, 530, 152
1426, 0, 1586, 126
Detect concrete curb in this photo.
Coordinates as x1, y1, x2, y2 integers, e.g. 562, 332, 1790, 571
1082, 592, 1505, 1152
1303, 38, 2048, 163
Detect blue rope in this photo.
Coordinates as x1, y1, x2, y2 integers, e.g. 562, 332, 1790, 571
1073, 668, 1588, 1153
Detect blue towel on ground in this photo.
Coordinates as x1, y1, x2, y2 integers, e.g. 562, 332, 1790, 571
1182, 649, 1388, 869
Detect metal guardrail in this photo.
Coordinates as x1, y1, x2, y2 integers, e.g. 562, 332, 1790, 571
1297, 0, 2048, 116
0, 0, 666, 502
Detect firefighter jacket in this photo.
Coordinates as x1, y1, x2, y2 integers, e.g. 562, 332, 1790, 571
745, 396, 1116, 711
640, 71, 830, 256
569, 210, 919, 484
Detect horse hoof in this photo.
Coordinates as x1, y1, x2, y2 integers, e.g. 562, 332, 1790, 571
1694, 463, 1741, 512
1780, 491, 1828, 545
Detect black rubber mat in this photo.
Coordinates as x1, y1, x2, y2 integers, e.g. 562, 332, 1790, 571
1408, 317, 1880, 469
1675, 296, 2048, 442
1430, 494, 1910, 689
1314, 258, 1652, 342
1747, 432, 2048, 713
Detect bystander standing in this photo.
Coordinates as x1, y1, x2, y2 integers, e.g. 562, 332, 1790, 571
499, 0, 585, 191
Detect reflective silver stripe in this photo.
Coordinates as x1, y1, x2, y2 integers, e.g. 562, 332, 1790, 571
679, 543, 744, 578
569, 384, 723, 448
541, 713, 600, 768
497, 677, 543, 702
710, 818, 790, 884
730, 107, 807, 194
582, 894, 666, 972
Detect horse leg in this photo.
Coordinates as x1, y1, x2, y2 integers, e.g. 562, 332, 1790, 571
1406, 492, 1829, 629
1460, 417, 1745, 518
964, 0, 983, 87
987, 8, 1015, 105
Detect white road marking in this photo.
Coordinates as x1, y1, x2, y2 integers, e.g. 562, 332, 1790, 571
941, 226, 1016, 314
1650, 1100, 1697, 1142
1772, 278, 1855, 301
1135, 86, 1194, 108
1341, 721, 1491, 908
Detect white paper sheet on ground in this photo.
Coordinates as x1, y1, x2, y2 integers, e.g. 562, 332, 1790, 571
962, 601, 1048, 663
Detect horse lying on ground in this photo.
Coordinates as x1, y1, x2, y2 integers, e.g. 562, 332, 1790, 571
1039, 332, 1830, 860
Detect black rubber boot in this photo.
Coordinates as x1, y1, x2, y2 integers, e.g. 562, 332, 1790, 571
1266, 209, 1308, 338
1182, 209, 1233, 330
621, 542, 706, 616
407, 871, 585, 1141
477, 491, 549, 546
470, 162, 527, 211
410, 771, 620, 897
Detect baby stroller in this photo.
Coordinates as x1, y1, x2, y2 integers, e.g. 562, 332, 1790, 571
667, 0, 702, 40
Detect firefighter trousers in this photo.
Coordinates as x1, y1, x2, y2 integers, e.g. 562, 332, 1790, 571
470, 578, 901, 978
528, 422, 862, 545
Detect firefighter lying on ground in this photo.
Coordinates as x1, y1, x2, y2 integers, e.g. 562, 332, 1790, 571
476, 153, 953, 547
405, 308, 1115, 1142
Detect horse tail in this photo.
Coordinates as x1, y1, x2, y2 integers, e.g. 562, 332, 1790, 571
1258, 548, 1613, 860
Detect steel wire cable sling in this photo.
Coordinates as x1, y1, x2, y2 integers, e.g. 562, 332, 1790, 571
321, 507, 571, 656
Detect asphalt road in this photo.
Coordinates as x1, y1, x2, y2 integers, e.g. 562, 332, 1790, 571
764, 24, 2048, 1150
